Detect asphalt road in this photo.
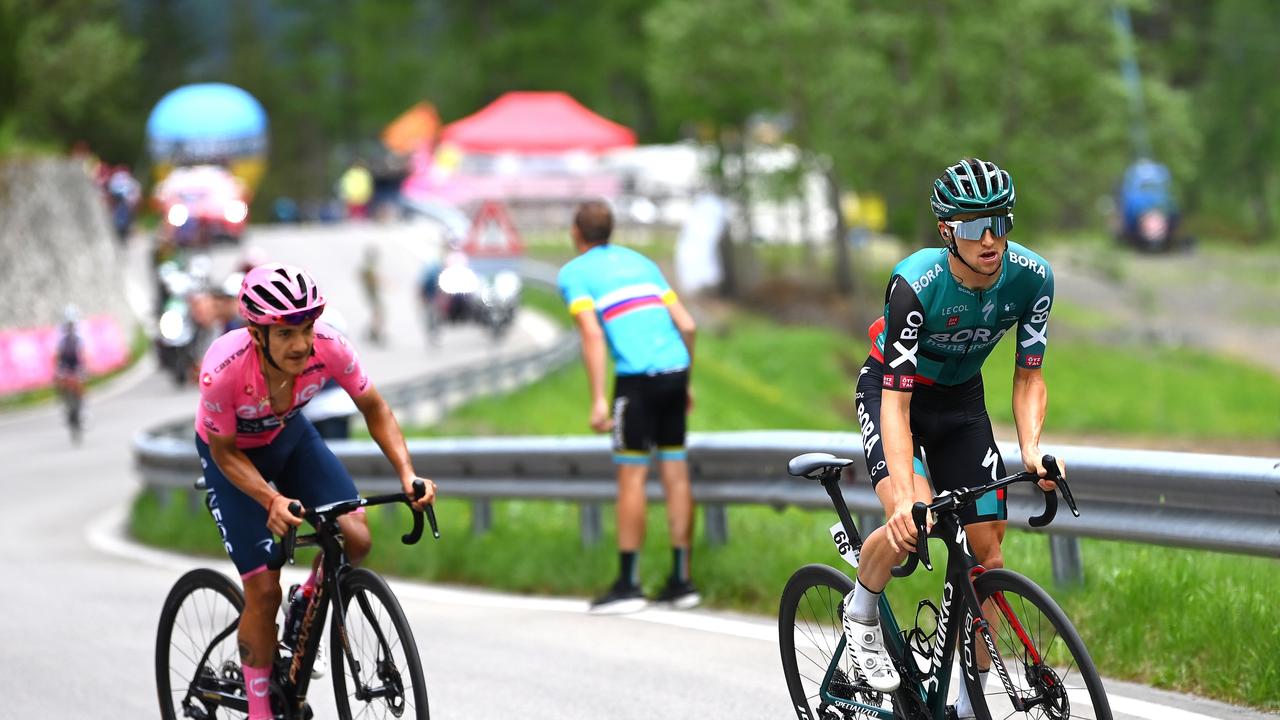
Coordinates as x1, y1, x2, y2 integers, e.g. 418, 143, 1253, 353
0, 221, 1269, 719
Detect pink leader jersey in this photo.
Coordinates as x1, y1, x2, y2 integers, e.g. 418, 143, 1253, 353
194, 320, 369, 448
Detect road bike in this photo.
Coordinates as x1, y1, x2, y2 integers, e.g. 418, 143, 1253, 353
156, 481, 439, 719
778, 453, 1112, 720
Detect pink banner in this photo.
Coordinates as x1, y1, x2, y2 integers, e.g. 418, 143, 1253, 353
0, 315, 130, 395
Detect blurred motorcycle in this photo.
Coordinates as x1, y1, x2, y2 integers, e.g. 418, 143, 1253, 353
155, 258, 217, 386
1115, 158, 1191, 253
476, 270, 522, 341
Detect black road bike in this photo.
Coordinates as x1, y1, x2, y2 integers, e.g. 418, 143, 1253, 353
156, 481, 439, 719
778, 454, 1112, 720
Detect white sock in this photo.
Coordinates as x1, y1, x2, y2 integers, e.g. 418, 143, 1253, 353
847, 579, 881, 624
954, 669, 989, 718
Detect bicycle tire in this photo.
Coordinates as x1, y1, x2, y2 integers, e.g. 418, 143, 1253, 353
331, 568, 430, 720
155, 567, 246, 720
966, 569, 1112, 720
781, 564, 917, 720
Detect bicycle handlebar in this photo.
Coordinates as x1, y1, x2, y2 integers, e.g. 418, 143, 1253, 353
890, 454, 1077, 579
266, 480, 439, 571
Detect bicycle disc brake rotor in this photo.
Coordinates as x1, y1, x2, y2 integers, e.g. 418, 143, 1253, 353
1025, 664, 1069, 719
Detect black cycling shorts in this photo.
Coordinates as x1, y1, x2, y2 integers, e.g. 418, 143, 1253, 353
196, 415, 362, 577
612, 370, 688, 464
855, 356, 1007, 525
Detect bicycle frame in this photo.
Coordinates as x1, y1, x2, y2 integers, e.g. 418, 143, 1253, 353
179, 484, 435, 719
814, 472, 991, 720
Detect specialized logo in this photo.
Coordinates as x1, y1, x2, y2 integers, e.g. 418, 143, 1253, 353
982, 446, 1000, 481
982, 300, 995, 321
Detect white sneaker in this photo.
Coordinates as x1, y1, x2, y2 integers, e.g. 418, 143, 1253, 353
310, 644, 327, 679
843, 617, 901, 692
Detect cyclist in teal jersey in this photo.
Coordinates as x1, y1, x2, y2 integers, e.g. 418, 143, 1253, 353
845, 159, 1065, 716
559, 200, 700, 614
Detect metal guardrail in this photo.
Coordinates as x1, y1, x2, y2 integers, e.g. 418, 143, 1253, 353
135, 427, 1280, 584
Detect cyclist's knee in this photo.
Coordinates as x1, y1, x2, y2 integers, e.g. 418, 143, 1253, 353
243, 576, 283, 611
339, 515, 371, 564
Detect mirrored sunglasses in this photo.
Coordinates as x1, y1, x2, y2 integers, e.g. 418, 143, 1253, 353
946, 214, 1013, 241
278, 306, 324, 325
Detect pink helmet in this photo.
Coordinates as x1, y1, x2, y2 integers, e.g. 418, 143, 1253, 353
239, 263, 326, 325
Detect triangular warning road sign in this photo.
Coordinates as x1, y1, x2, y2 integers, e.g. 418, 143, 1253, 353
462, 200, 525, 257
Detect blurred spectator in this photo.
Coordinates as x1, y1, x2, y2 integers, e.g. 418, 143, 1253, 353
339, 161, 374, 219
359, 244, 385, 345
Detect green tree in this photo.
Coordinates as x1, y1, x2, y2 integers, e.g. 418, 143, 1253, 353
1194, 0, 1280, 240
0, 0, 141, 158
645, 0, 1200, 243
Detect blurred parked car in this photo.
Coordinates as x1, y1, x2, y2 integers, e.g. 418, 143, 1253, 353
153, 165, 249, 247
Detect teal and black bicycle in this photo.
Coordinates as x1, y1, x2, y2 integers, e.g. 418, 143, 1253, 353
778, 453, 1111, 720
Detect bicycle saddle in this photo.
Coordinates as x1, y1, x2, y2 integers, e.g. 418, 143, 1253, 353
787, 452, 854, 478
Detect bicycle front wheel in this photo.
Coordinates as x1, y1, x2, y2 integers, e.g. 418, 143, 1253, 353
968, 569, 1112, 720
780, 564, 905, 720
155, 567, 246, 720
331, 568, 429, 719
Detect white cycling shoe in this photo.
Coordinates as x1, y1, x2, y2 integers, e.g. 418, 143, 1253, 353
843, 617, 901, 692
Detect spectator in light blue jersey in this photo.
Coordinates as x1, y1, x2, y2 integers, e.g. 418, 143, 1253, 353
558, 200, 700, 614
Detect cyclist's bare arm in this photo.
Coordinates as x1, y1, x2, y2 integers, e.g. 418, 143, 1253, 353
1011, 366, 1061, 490
351, 385, 436, 510
207, 430, 301, 535
666, 298, 697, 367
881, 389, 930, 552
571, 310, 612, 431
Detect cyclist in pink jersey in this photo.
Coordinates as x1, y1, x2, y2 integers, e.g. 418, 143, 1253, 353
194, 262, 436, 720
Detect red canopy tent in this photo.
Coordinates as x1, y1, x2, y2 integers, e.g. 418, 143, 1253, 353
440, 91, 636, 153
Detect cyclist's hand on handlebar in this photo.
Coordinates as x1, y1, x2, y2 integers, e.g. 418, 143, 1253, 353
267, 494, 303, 535
1022, 447, 1064, 492
886, 492, 933, 554
402, 475, 436, 512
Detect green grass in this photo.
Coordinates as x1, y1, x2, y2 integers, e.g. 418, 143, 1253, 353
419, 304, 1280, 441
521, 285, 572, 329
981, 332, 1280, 439
130, 488, 1280, 709
413, 313, 856, 436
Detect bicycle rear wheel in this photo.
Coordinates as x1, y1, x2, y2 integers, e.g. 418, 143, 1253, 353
780, 564, 909, 720
331, 568, 429, 719
155, 567, 246, 720
967, 569, 1112, 720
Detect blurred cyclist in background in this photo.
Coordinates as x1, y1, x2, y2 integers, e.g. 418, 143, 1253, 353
52, 304, 87, 444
